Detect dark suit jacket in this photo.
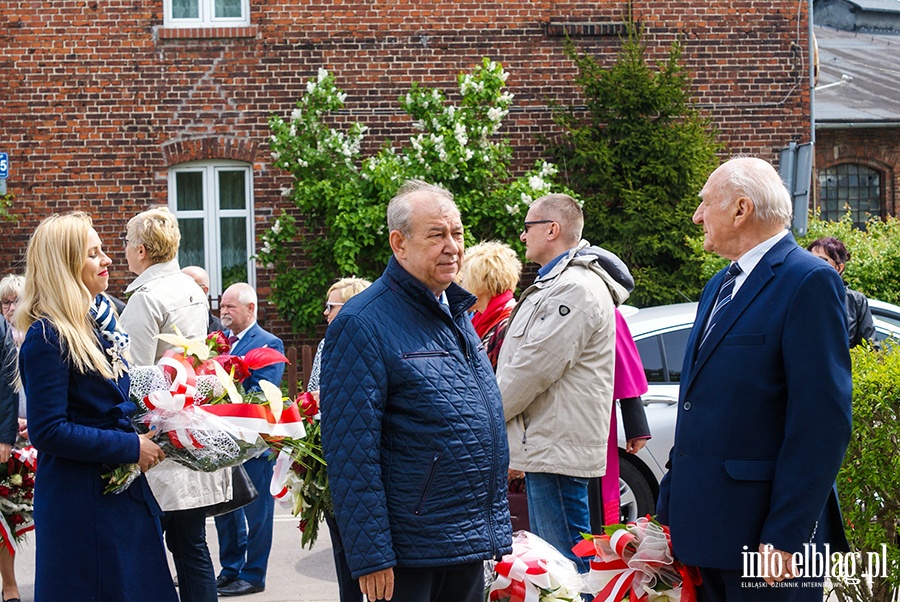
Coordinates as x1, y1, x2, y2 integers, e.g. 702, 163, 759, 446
657, 233, 852, 570
230, 322, 285, 392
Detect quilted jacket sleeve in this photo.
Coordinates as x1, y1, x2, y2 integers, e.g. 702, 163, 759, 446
320, 312, 396, 578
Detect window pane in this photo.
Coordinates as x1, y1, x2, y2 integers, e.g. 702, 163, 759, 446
178, 218, 206, 269
172, 0, 199, 19
635, 336, 664, 383
215, 0, 242, 18
176, 172, 204, 211
819, 164, 881, 227
220, 217, 248, 289
219, 170, 246, 210
661, 329, 691, 383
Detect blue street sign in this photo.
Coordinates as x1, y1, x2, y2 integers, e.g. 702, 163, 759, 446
0, 153, 8, 179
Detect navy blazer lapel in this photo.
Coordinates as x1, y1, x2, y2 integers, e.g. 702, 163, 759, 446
689, 233, 797, 379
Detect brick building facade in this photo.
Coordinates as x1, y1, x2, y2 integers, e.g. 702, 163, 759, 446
1, 1, 813, 348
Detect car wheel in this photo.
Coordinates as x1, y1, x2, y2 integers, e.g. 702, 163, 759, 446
619, 458, 656, 523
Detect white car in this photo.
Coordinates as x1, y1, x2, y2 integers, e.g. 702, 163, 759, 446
616, 298, 900, 523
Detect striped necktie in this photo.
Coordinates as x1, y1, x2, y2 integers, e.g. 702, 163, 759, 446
700, 262, 742, 349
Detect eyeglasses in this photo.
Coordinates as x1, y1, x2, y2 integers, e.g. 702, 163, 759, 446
522, 220, 555, 233
120, 234, 131, 246
324, 302, 345, 313
0, 299, 17, 309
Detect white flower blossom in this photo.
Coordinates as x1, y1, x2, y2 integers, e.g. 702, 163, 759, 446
317, 68, 328, 83
279, 187, 292, 198
505, 203, 520, 215
487, 107, 503, 123
291, 108, 303, 121
521, 192, 533, 205
529, 175, 547, 191
539, 161, 557, 178
464, 148, 474, 161
271, 151, 281, 161
405, 93, 413, 106
453, 123, 468, 147
289, 124, 297, 137
261, 241, 272, 255
272, 219, 282, 234
296, 158, 308, 168
337, 92, 347, 103
306, 81, 316, 95
499, 91, 514, 104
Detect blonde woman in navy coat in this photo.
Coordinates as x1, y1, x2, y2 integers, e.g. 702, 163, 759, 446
16, 212, 177, 602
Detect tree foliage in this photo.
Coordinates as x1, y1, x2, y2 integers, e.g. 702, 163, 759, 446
548, 26, 723, 306
261, 61, 568, 334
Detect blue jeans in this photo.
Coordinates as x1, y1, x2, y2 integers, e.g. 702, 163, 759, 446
215, 456, 276, 587
161, 507, 217, 602
525, 472, 592, 573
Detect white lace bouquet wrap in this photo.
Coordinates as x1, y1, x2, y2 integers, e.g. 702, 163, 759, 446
486, 530, 584, 602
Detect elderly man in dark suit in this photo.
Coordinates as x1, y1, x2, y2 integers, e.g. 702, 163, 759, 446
214, 282, 285, 597
657, 157, 852, 601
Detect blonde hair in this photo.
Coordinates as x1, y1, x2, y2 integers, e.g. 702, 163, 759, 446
127, 207, 180, 264
459, 241, 522, 297
16, 212, 115, 379
327, 277, 372, 303
0, 275, 24, 301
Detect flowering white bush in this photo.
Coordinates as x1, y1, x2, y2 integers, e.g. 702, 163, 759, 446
262, 58, 572, 334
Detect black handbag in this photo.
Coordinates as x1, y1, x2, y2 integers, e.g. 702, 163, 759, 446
205, 464, 259, 517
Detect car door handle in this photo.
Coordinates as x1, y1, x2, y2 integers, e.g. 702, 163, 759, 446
642, 395, 678, 406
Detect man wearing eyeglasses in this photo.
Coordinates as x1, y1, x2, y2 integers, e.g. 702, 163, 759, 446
497, 193, 630, 574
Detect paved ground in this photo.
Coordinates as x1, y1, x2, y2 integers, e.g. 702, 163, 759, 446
13, 505, 341, 601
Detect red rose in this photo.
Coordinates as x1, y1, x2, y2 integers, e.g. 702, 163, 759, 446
0, 486, 10, 497
296, 392, 318, 423
290, 461, 307, 476
213, 355, 251, 383
10, 513, 23, 525
298, 519, 309, 532
206, 331, 232, 355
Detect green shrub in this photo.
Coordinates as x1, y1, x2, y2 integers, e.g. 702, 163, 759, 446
833, 344, 900, 602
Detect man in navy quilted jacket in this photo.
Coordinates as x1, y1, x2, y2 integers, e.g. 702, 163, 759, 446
320, 180, 513, 602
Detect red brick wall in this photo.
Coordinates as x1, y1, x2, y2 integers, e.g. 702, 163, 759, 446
816, 128, 900, 217
0, 0, 812, 348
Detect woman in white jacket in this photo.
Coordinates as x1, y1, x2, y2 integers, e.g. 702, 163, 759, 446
119, 207, 230, 602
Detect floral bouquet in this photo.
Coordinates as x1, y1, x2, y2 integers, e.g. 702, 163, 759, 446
486, 530, 584, 602
103, 329, 300, 492
0, 445, 37, 555
270, 391, 331, 549
571, 516, 700, 602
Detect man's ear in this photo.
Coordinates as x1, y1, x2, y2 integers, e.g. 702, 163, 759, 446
733, 196, 753, 225
389, 230, 406, 258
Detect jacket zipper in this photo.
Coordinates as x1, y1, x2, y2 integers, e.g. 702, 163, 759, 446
401, 350, 450, 359
413, 451, 441, 515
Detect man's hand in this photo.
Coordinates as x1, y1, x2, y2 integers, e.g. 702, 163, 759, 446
359, 567, 394, 601
758, 543, 798, 584
508, 468, 525, 482
0, 443, 10, 463
625, 438, 647, 454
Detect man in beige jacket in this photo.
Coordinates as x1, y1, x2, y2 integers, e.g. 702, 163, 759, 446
497, 193, 628, 572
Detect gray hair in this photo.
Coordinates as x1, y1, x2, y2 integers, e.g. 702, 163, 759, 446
387, 179, 457, 237
531, 193, 584, 245
0, 275, 24, 301
223, 282, 258, 317
716, 157, 793, 227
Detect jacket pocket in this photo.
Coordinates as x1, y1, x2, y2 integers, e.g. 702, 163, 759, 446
722, 333, 765, 346
402, 350, 451, 359
414, 451, 441, 515
724, 459, 776, 481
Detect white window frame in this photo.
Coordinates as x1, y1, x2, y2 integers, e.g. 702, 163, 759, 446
167, 160, 256, 306
163, 0, 251, 28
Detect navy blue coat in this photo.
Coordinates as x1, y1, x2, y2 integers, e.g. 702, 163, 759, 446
320, 257, 512, 579
657, 234, 852, 570
230, 322, 285, 392
20, 320, 177, 602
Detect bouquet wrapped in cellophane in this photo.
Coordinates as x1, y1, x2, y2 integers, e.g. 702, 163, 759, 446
0, 440, 37, 555
103, 329, 301, 493
486, 530, 585, 602
571, 515, 701, 602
